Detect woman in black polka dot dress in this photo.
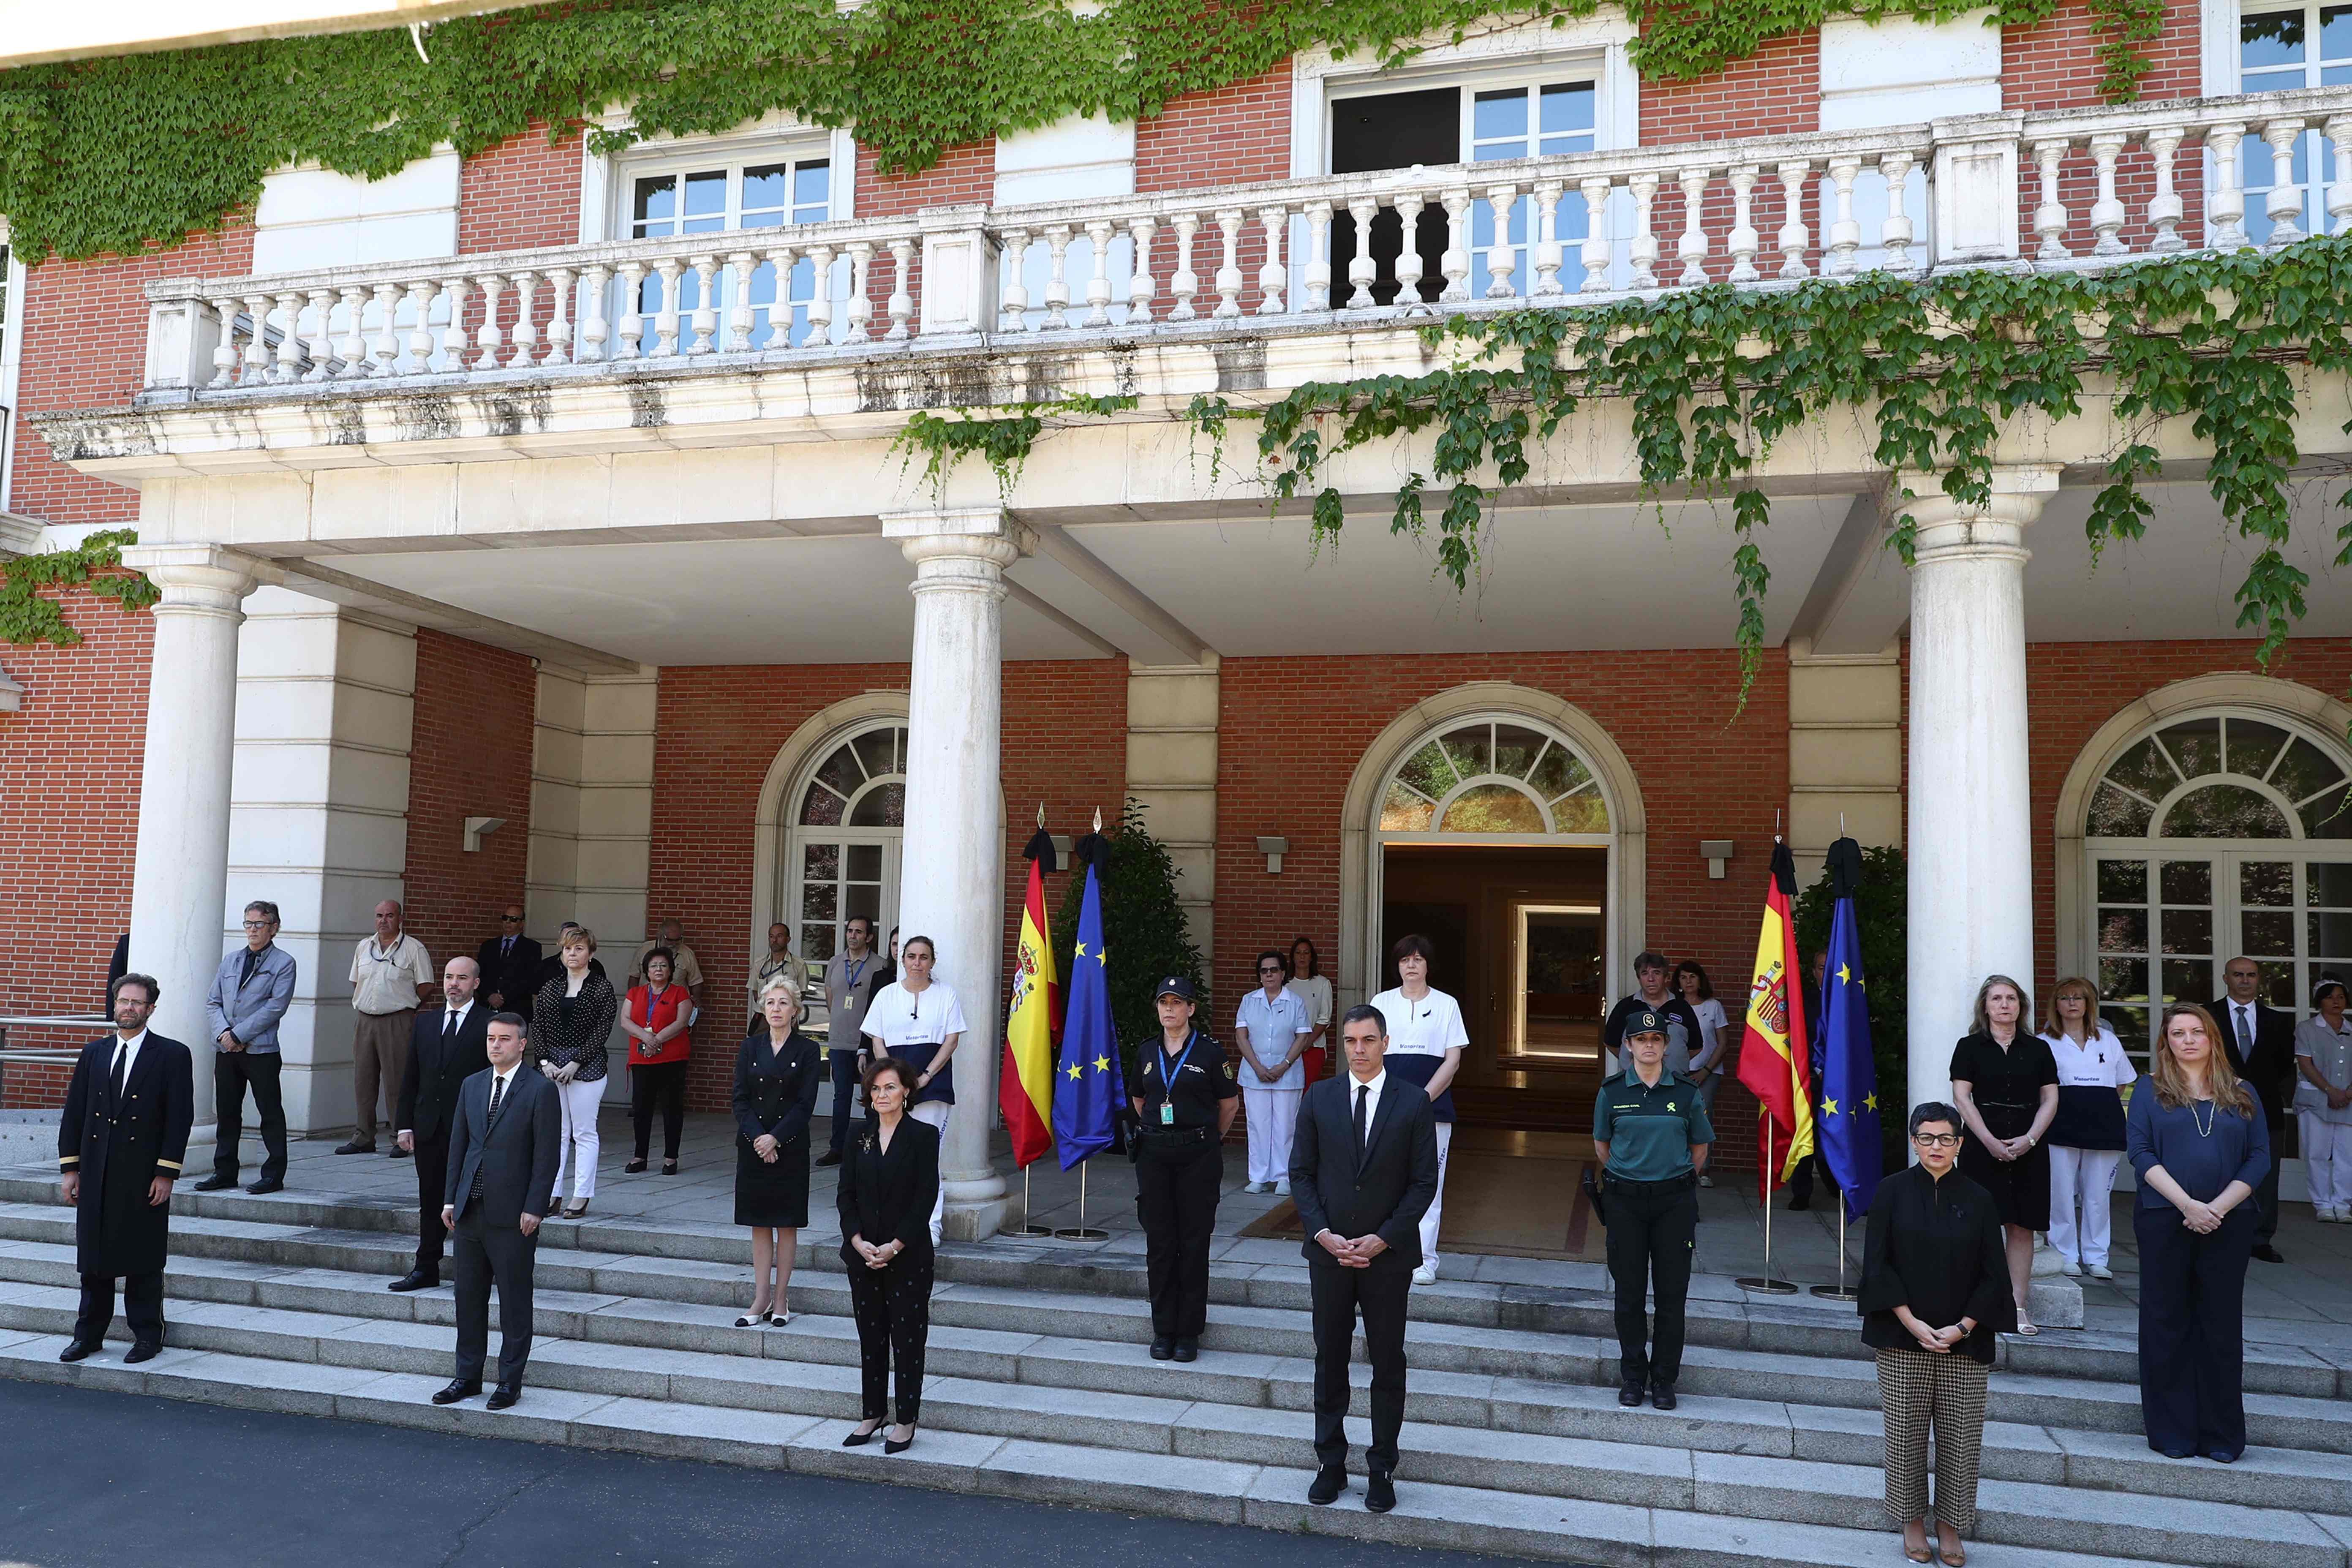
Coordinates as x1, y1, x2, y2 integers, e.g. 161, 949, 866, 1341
836, 1055, 940, 1454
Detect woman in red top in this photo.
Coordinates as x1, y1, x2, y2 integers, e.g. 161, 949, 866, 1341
622, 947, 694, 1173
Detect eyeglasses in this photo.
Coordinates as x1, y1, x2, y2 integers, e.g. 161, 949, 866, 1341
241, 920, 273, 929
1912, 1133, 1962, 1148
500, 914, 524, 923
1258, 966, 1284, 975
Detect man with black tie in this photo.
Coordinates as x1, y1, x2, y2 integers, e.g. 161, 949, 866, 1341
56, 974, 193, 1364
434, 1011, 560, 1409
391, 956, 492, 1293
476, 907, 542, 1023
2213, 956, 2297, 1262
1289, 1002, 1440, 1515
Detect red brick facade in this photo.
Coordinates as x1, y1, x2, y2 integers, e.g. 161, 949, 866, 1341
400, 629, 537, 977
457, 122, 586, 256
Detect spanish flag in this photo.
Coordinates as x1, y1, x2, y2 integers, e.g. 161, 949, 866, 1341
1737, 838, 1815, 1198
999, 830, 1061, 1168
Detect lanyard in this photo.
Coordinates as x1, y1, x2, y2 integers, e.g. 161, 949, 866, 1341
636, 985, 674, 1029
844, 956, 871, 993
1157, 1030, 1198, 1092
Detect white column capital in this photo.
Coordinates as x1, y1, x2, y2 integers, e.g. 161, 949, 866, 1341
882, 507, 1034, 575
117, 543, 283, 615
1895, 466, 2061, 560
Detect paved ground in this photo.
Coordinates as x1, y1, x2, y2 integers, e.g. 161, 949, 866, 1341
0, 1379, 1516, 1568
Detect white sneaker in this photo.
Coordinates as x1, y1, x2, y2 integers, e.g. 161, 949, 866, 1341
2059, 1258, 2081, 1277
1247, 1181, 1269, 1194
2326, 1207, 2345, 1223
1697, 1173, 1713, 1188
1274, 1179, 1290, 1196
1411, 1263, 1437, 1286
2088, 1263, 2114, 1280
2318, 1207, 2336, 1223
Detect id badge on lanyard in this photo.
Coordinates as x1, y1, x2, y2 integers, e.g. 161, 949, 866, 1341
1159, 1032, 1194, 1126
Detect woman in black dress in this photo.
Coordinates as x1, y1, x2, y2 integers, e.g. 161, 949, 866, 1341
1948, 974, 2059, 1335
838, 1054, 939, 1454
731, 976, 822, 1328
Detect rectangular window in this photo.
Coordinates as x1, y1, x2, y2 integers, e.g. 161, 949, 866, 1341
615, 147, 839, 348
1327, 72, 1599, 305
2238, 2, 2349, 241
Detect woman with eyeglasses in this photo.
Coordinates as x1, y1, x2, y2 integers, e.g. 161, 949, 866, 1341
620, 947, 693, 1175
1860, 1102, 2014, 1567
2129, 1003, 2269, 1462
1235, 950, 1313, 1194
2039, 976, 2134, 1279
863, 935, 963, 1247
732, 976, 823, 1327
529, 927, 619, 1220
1947, 975, 2058, 1334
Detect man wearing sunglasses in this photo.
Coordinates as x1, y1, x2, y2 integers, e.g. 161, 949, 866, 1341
476, 907, 543, 1024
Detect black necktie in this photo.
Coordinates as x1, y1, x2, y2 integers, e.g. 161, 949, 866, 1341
444, 1009, 459, 1040
503, 936, 513, 956
240, 947, 262, 988
1354, 1083, 1369, 1158
487, 1073, 506, 1127
109, 1042, 130, 1106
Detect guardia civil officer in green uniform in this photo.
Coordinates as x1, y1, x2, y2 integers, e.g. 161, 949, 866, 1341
1131, 976, 1239, 1362
1593, 1005, 1713, 1410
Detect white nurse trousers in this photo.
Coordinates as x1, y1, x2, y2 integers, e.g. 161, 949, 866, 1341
2047, 1145, 2121, 1268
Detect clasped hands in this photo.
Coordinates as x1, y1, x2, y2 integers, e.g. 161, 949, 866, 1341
1317, 1229, 1390, 1268
851, 1233, 904, 1270
1906, 1317, 1968, 1354
1984, 1132, 2032, 1162
2176, 1197, 2227, 1234
753, 1132, 781, 1164
536, 1059, 579, 1085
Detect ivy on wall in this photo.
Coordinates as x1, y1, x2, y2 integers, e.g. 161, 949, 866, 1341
0, 0, 2161, 264
0, 530, 157, 647
896, 236, 2352, 709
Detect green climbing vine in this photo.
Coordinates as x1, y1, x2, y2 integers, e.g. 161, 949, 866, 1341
0, 0, 2162, 264
894, 236, 2352, 712
892, 393, 1139, 498
0, 529, 157, 646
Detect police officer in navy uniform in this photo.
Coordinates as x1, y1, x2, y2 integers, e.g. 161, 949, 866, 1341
1593, 1006, 1713, 1410
1131, 976, 1239, 1362
57, 972, 194, 1364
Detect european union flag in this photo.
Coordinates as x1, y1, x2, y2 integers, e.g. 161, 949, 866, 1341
1054, 852, 1126, 1170
1818, 836, 1883, 1213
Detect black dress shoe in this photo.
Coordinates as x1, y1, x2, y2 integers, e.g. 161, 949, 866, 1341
623, 1158, 648, 1174
1618, 1377, 1646, 1407
883, 1430, 914, 1454
245, 1177, 283, 1195
332, 1140, 375, 1155
387, 1270, 438, 1293
1149, 1337, 1174, 1360
57, 1339, 98, 1363
486, 1383, 521, 1410
815, 1151, 842, 1168
388, 1146, 410, 1159
1307, 1465, 1346, 1505
123, 1339, 161, 1364
842, 1424, 880, 1447
431, 1379, 481, 1405
1364, 1471, 1396, 1513
1787, 1195, 1811, 1211
2207, 1448, 2241, 1464
1172, 1339, 1199, 1363
2253, 1244, 2285, 1263
193, 1174, 237, 1192
1649, 1381, 1678, 1411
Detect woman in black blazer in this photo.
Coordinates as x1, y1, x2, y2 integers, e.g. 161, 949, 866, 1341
731, 978, 823, 1328
837, 1054, 940, 1454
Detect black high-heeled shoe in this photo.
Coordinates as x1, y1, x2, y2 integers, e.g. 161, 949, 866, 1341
884, 1426, 915, 1454
662, 1160, 679, 1175
623, 1158, 647, 1174
843, 1422, 881, 1448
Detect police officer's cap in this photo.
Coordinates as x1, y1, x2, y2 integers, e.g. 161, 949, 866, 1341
1627, 1007, 1669, 1037
1156, 975, 1198, 1002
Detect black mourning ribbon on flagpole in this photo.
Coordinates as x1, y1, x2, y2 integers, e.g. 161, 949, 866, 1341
1070, 829, 1113, 871
1024, 826, 1058, 874
1826, 836, 1865, 900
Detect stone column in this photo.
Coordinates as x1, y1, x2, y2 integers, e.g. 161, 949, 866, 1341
1903, 466, 2056, 1118
120, 544, 282, 1133
883, 506, 1026, 1240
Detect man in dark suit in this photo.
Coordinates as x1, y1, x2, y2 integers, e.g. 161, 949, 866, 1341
57, 973, 194, 1364
433, 1010, 560, 1409
391, 956, 492, 1293
2214, 956, 2298, 1263
1289, 1002, 1440, 1515
476, 906, 542, 1023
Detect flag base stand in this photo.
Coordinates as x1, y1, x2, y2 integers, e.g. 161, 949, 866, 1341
1737, 1116, 1802, 1294
1053, 1161, 1111, 1241
1810, 1193, 1859, 1300
1005, 1165, 1054, 1239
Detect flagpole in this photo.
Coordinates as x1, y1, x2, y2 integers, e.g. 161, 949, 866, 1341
1739, 1110, 1797, 1293
1054, 1158, 1110, 1241
1811, 1191, 1859, 1300
1008, 1163, 1052, 1239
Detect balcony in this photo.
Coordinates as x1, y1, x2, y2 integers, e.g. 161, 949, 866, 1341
108, 83, 2352, 422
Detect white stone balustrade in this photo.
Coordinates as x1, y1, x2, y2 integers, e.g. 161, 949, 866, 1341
139, 84, 2352, 399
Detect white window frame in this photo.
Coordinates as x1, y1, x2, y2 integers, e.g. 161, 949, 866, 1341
579, 110, 858, 244
2226, 0, 2352, 90
0, 218, 22, 514
1289, 13, 1638, 181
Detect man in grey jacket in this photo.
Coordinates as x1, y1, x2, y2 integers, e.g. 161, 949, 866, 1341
199, 901, 298, 1194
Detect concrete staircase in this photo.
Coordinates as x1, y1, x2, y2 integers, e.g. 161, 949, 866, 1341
0, 1173, 2348, 1566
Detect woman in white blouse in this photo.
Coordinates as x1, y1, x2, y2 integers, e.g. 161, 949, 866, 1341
2039, 976, 2135, 1279
1369, 934, 1467, 1285
862, 935, 965, 1247
2294, 978, 2352, 1221
1672, 961, 1731, 1187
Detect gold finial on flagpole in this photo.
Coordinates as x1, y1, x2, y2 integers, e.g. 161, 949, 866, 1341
1037, 801, 1047, 829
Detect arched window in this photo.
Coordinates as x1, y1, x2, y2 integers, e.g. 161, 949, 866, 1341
2086, 710, 2352, 1057
1379, 719, 1612, 838
791, 723, 906, 964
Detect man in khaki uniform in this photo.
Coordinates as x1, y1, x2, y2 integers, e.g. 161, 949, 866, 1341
344, 899, 433, 1156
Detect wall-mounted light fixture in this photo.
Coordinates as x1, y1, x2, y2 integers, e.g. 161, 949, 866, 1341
0, 668, 23, 714
1700, 839, 1735, 879
463, 816, 507, 853
1257, 835, 1290, 874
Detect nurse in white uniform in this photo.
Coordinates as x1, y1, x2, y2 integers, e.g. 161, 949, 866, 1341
1369, 933, 1468, 1284
2039, 975, 2135, 1279
863, 934, 966, 1246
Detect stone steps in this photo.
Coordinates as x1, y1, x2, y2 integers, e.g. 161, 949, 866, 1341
0, 1326, 2232, 1568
